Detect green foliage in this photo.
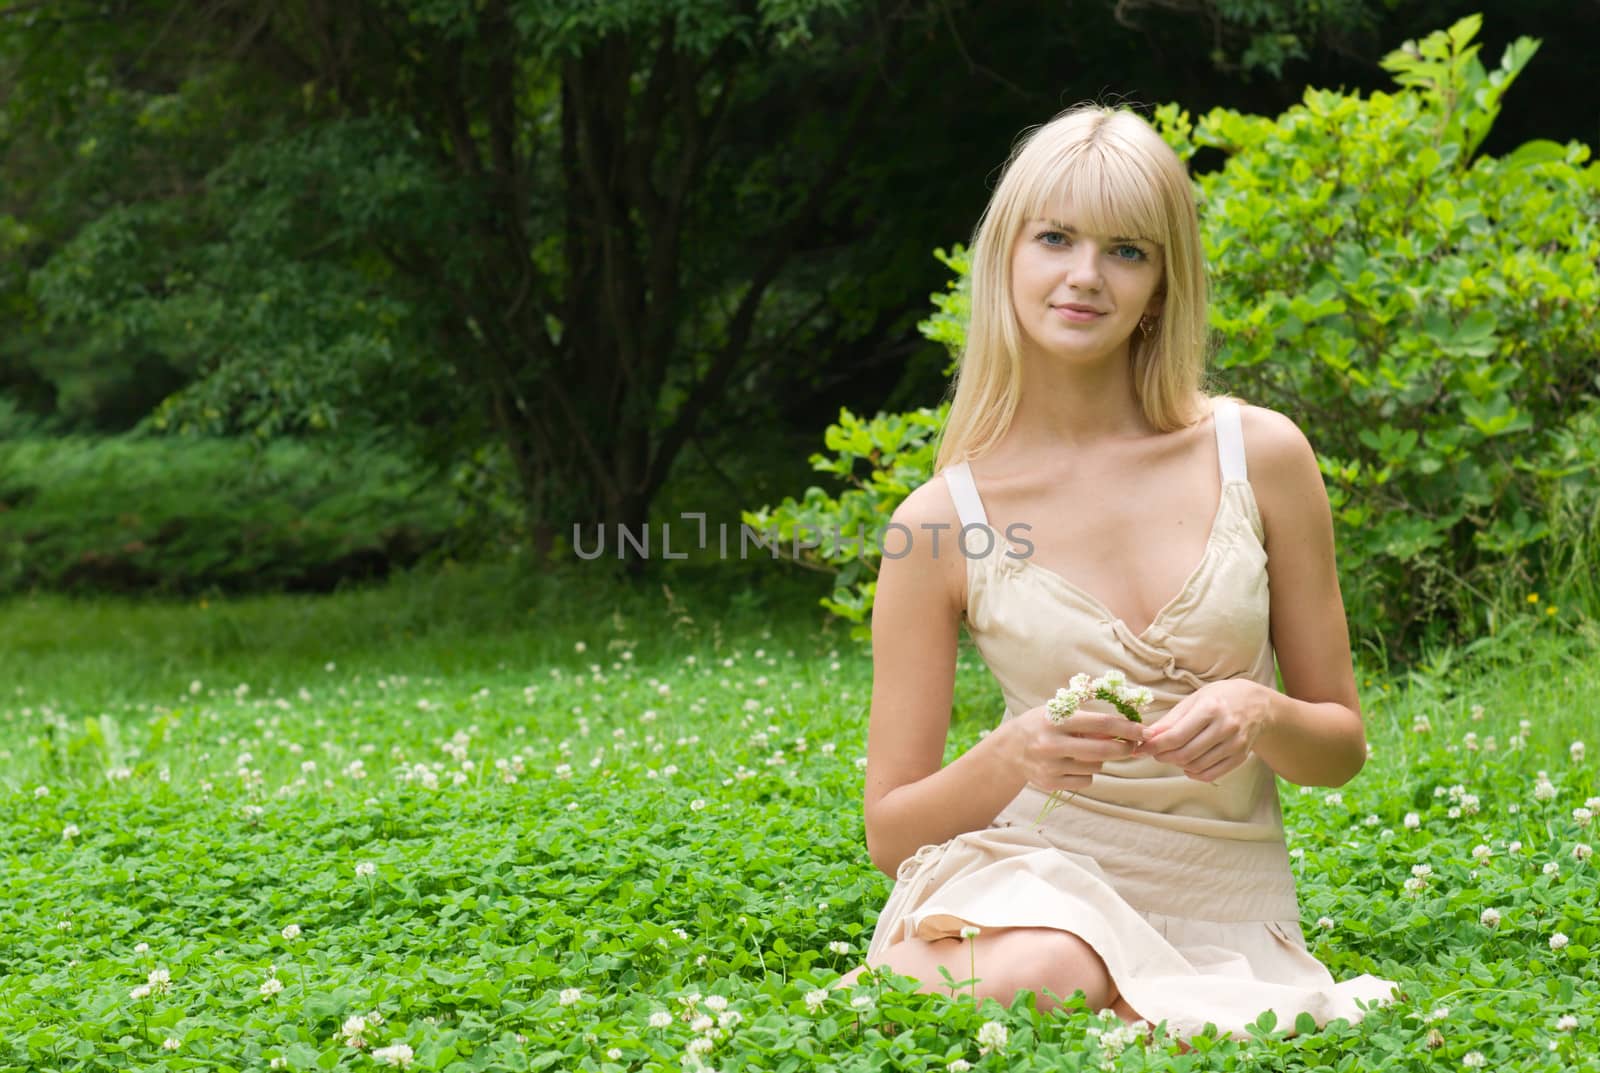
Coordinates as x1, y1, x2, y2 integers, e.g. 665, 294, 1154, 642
1189, 14, 1600, 652
0, 435, 463, 596
754, 16, 1600, 656
0, 572, 1596, 1069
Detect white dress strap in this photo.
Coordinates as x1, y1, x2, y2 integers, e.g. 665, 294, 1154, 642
941, 461, 990, 530
1213, 399, 1248, 482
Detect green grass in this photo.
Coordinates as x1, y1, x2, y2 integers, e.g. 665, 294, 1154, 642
0, 565, 1597, 1071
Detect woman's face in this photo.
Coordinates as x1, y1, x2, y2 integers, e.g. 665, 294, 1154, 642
1008, 207, 1165, 366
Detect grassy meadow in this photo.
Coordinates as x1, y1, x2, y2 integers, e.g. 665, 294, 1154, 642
1, 564, 1597, 1071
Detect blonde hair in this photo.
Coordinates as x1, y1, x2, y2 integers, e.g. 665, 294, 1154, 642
933, 104, 1211, 471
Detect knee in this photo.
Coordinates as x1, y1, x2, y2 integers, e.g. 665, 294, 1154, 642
1001, 929, 1115, 1010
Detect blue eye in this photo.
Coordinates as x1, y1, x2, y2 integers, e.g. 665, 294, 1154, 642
1113, 245, 1147, 262
1036, 230, 1067, 246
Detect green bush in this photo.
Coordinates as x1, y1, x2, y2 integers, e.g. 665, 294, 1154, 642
0, 434, 463, 595
749, 15, 1600, 656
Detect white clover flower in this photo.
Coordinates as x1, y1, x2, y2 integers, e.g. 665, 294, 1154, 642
355, 862, 376, 878
704, 995, 728, 1013
1544, 862, 1561, 877
341, 1014, 369, 1044
133, 942, 149, 954
559, 987, 583, 1006
850, 994, 874, 1011
948, 1061, 972, 1072
1411, 864, 1433, 878
690, 1014, 714, 1033
162, 1038, 180, 1051
1557, 1014, 1579, 1031
804, 989, 828, 1012
689, 799, 706, 812
129, 984, 152, 1001
1571, 741, 1586, 763
1550, 932, 1570, 951
574, 641, 587, 653
1324, 792, 1343, 806
372, 1043, 414, 1068
1425, 1006, 1450, 1021
977, 1020, 1008, 1055
259, 976, 284, 999
1535, 779, 1558, 802
960, 926, 981, 940
1480, 908, 1501, 927
606, 1048, 623, 1061
649, 1010, 673, 1028
828, 941, 850, 955
718, 1010, 743, 1030
1573, 844, 1593, 861
147, 967, 171, 994
281, 924, 301, 941
1471, 845, 1492, 863
1462, 1051, 1485, 1068
1459, 794, 1480, 815
34, 785, 48, 799
1403, 812, 1421, 829
1574, 807, 1594, 828
1403, 876, 1427, 894
1316, 916, 1335, 930
685, 1037, 713, 1056
62, 824, 80, 840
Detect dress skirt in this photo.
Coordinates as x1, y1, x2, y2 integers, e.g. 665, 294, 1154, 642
865, 788, 1398, 1040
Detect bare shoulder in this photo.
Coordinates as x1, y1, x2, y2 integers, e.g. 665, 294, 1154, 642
1234, 402, 1330, 546
1236, 403, 1317, 474
884, 472, 968, 617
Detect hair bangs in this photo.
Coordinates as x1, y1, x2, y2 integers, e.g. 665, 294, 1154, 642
1022, 141, 1166, 248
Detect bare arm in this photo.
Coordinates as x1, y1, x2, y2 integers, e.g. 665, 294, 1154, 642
1247, 405, 1367, 786
862, 478, 1140, 875
861, 480, 1027, 876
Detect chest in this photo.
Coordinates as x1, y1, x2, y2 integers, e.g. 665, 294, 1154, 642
977, 457, 1224, 632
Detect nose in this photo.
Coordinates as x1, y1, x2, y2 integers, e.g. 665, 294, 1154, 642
1063, 241, 1103, 291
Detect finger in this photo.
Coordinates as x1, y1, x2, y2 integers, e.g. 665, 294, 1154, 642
1140, 697, 1191, 739
1144, 712, 1207, 759
1060, 711, 1148, 741
1186, 751, 1243, 783
1058, 736, 1139, 762
1154, 724, 1228, 768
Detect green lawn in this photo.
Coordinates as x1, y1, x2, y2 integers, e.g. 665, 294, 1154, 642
1, 566, 1596, 1071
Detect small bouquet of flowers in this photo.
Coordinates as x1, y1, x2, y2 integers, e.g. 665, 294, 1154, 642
1035, 669, 1154, 824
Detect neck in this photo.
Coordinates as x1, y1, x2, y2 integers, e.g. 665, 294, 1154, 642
1008, 343, 1152, 450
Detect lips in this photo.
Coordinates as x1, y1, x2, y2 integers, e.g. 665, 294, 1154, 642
1052, 304, 1106, 323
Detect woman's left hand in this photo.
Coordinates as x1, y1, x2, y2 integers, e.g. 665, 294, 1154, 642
1133, 679, 1273, 782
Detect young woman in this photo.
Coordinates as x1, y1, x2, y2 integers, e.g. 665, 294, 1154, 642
847, 104, 1397, 1040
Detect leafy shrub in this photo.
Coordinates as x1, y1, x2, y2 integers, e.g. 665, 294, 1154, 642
749, 15, 1600, 655
0, 435, 462, 595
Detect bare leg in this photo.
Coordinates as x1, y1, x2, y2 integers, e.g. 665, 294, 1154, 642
865, 927, 1120, 1014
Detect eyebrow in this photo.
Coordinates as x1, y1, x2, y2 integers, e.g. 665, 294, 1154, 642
1040, 219, 1157, 246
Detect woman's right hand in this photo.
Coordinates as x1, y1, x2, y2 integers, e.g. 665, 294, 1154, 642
1006, 705, 1145, 793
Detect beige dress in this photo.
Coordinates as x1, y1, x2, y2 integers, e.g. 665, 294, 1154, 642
865, 400, 1397, 1039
